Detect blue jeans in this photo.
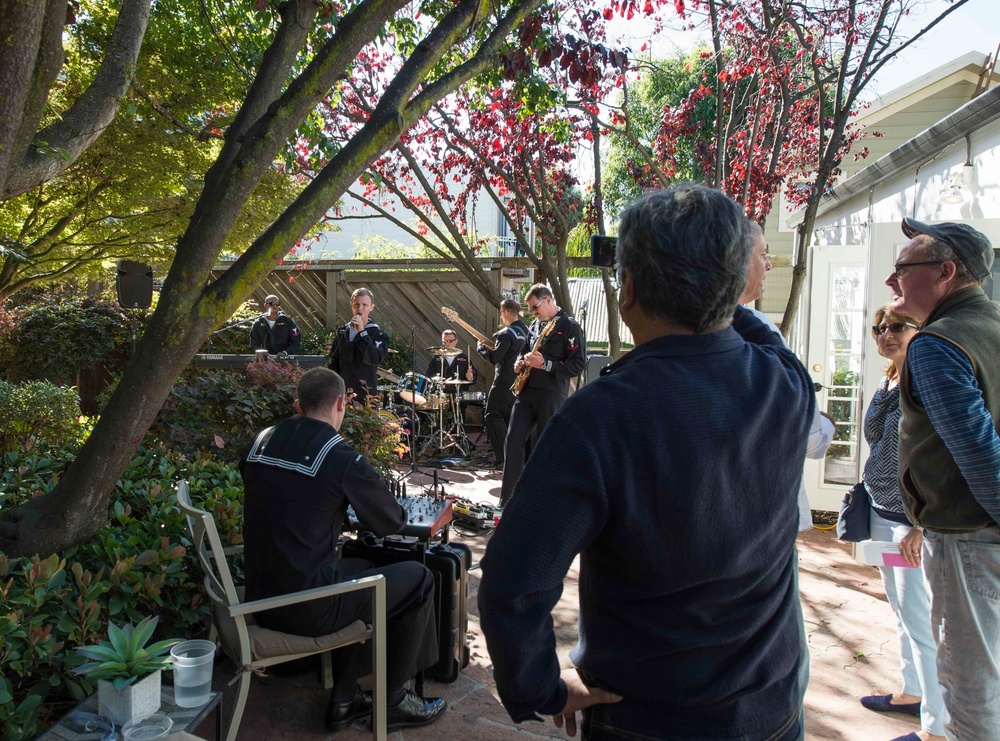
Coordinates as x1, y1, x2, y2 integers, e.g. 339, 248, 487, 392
923, 525, 1000, 740
581, 706, 803, 741
869, 510, 946, 735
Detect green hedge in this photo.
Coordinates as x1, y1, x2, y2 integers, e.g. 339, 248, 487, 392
0, 380, 86, 457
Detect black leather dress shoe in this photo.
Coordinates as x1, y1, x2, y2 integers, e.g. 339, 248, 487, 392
325, 687, 373, 732
386, 689, 447, 730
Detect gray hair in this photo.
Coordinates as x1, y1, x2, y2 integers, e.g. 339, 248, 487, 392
922, 236, 979, 286
617, 185, 753, 332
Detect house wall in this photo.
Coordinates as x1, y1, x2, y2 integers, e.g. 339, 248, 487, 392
800, 102, 1000, 512
761, 65, 989, 330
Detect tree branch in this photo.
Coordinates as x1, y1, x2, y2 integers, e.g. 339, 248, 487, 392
2, 0, 154, 200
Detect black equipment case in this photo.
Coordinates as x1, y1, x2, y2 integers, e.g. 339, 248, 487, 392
342, 537, 471, 682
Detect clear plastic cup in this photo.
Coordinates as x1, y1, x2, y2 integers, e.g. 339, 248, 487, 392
170, 639, 217, 708
121, 712, 172, 740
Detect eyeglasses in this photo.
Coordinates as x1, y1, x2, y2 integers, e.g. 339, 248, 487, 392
527, 296, 549, 313
892, 260, 944, 278
871, 321, 918, 339
443, 337, 457, 343
265, 301, 279, 307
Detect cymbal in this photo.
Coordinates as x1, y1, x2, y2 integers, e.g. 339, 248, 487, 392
444, 378, 473, 385
377, 367, 401, 383
426, 345, 462, 356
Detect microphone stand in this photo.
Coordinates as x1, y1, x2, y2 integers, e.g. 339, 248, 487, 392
396, 325, 424, 482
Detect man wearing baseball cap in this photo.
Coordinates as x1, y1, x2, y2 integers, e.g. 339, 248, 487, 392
250, 293, 302, 356
887, 217, 999, 740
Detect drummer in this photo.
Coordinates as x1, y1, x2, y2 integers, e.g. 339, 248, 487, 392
426, 330, 475, 396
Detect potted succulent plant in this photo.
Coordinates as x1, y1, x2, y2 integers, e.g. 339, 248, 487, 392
73, 616, 180, 725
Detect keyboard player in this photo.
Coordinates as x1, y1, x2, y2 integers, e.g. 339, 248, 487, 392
249, 294, 302, 356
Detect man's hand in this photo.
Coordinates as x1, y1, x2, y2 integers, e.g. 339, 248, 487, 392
525, 351, 544, 369
899, 527, 924, 567
551, 667, 623, 737
465, 367, 475, 381
514, 358, 525, 373
350, 314, 364, 332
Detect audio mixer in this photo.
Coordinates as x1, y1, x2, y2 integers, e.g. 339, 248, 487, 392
347, 478, 453, 540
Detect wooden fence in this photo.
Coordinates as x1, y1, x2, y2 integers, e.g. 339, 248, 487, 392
213, 259, 513, 384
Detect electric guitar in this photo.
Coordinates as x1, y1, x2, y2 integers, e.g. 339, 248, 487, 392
511, 319, 557, 396
440, 306, 496, 350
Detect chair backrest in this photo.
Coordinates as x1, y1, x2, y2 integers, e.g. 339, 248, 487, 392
176, 481, 246, 650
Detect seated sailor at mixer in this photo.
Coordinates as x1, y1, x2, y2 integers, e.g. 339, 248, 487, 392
425, 330, 474, 394
241, 367, 447, 733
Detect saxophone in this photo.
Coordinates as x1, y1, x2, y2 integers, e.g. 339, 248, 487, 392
511, 319, 557, 396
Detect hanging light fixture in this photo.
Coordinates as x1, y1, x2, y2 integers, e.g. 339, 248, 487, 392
938, 174, 965, 204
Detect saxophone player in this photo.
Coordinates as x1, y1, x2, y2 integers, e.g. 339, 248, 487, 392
500, 284, 585, 506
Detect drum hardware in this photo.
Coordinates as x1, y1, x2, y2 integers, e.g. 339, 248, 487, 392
377, 366, 401, 385
420, 346, 471, 458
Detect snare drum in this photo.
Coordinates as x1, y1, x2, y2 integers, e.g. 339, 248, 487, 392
396, 373, 436, 406
458, 391, 486, 405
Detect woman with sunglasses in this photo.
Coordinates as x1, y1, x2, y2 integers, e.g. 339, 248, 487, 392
859, 305, 945, 741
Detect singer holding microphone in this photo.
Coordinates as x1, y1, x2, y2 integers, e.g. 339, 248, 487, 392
328, 287, 390, 405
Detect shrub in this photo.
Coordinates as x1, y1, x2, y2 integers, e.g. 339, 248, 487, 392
0, 380, 85, 457
150, 360, 402, 474
0, 445, 245, 737
2, 294, 142, 387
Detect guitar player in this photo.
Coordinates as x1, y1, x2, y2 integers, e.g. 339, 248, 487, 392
499, 284, 585, 507
477, 298, 529, 468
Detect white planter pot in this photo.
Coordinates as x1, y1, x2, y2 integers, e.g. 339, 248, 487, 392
97, 670, 162, 725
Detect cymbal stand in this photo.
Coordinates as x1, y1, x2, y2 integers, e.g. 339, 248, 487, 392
419, 355, 469, 457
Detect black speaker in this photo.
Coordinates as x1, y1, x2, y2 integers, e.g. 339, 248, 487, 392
116, 260, 153, 309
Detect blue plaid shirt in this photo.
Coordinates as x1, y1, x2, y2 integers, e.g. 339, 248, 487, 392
907, 334, 1000, 524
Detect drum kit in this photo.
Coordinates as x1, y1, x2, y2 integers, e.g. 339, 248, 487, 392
374, 344, 484, 458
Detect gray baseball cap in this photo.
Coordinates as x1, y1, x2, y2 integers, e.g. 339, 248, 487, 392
901, 217, 994, 280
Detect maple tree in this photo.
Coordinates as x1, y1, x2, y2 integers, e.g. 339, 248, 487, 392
0, 0, 300, 301
598, 0, 972, 335
317, 2, 628, 348
0, 0, 553, 557
0, 0, 153, 202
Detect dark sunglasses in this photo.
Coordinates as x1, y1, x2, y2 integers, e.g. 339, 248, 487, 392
871, 321, 918, 339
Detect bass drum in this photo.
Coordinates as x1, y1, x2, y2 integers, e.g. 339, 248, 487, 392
396, 373, 436, 406
386, 405, 420, 447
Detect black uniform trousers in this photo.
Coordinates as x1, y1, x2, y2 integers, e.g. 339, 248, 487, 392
499, 386, 565, 505
323, 559, 438, 689
483, 386, 515, 465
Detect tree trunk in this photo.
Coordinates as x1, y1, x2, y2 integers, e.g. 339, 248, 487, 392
0, 297, 215, 556
590, 119, 620, 357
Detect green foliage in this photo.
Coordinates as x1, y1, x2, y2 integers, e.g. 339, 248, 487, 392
827, 368, 859, 458
197, 301, 260, 355
151, 361, 402, 474
1, 293, 141, 385
0, 380, 85, 456
0, 0, 301, 299
0, 445, 246, 735
603, 47, 716, 217
73, 616, 180, 692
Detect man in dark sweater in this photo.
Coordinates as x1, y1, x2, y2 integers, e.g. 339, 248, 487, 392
241, 367, 446, 733
479, 185, 815, 740
500, 283, 585, 505
887, 218, 1000, 739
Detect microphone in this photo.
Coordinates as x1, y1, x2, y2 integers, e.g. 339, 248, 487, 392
580, 299, 589, 310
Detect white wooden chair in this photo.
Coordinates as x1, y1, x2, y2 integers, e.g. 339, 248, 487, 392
175, 481, 386, 740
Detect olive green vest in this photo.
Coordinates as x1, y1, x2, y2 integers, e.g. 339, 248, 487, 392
898, 286, 1000, 533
